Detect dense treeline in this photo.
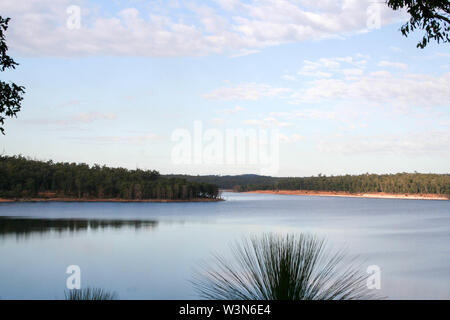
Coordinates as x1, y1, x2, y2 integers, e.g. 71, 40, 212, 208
168, 173, 450, 197
0, 156, 219, 200
234, 173, 450, 196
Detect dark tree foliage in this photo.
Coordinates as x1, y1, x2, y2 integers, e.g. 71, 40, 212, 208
0, 16, 25, 134
172, 173, 450, 197
0, 156, 219, 200
236, 173, 450, 196
387, 0, 450, 48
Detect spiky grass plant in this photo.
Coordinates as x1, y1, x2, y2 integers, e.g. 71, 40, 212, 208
193, 233, 378, 300
64, 287, 118, 300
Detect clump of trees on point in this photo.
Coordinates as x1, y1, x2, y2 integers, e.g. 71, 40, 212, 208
0, 155, 220, 200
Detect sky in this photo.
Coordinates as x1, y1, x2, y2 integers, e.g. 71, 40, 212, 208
0, 0, 449, 176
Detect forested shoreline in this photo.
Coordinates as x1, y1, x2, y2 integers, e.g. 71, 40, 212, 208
1, 156, 449, 201
235, 174, 450, 196
171, 173, 450, 197
0, 156, 220, 201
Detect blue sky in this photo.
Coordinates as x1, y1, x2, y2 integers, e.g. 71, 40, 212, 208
0, 0, 449, 176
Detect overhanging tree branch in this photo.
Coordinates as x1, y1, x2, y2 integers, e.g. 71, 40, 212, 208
387, 0, 450, 48
0, 16, 25, 135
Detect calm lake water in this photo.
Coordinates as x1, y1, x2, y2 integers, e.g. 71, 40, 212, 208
0, 192, 449, 300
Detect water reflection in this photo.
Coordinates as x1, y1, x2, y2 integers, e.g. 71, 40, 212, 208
0, 217, 158, 239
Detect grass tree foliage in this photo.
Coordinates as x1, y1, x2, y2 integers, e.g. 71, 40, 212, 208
64, 288, 118, 300
194, 233, 379, 300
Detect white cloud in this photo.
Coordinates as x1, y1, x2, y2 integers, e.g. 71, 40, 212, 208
378, 60, 408, 70
229, 49, 260, 58
436, 52, 450, 58
243, 117, 292, 128
279, 133, 304, 143
71, 112, 117, 123
440, 120, 450, 127
290, 72, 450, 108
56, 100, 81, 108
317, 131, 450, 156
210, 117, 225, 125
0, 0, 405, 57
270, 109, 337, 120
291, 133, 303, 142
203, 83, 291, 101
369, 70, 392, 77
269, 106, 369, 130
341, 68, 364, 78
24, 112, 117, 126
298, 70, 333, 78
281, 74, 297, 81
71, 132, 158, 145
389, 46, 402, 52
297, 55, 367, 78
221, 105, 246, 114
204, 56, 449, 110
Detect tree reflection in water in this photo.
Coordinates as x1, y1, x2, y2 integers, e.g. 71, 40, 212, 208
0, 216, 158, 239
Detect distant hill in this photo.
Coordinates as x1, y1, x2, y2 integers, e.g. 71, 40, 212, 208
164, 174, 279, 190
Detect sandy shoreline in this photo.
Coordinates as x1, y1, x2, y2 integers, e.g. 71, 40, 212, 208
244, 190, 449, 200
0, 198, 223, 203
